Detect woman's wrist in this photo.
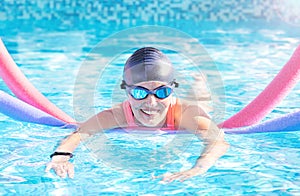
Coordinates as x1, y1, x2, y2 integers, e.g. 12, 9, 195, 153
50, 152, 73, 159
193, 155, 215, 170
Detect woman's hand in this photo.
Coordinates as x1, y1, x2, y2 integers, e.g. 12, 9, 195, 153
155, 167, 207, 183
45, 156, 74, 178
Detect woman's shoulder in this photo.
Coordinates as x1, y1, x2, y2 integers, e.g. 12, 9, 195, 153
99, 102, 128, 126
174, 98, 212, 130
174, 98, 210, 119
110, 102, 126, 116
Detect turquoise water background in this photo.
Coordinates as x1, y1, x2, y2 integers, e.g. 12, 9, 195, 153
1, 1, 300, 195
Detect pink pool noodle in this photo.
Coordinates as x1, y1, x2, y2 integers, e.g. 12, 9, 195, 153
0, 39, 75, 123
223, 110, 300, 134
220, 44, 300, 128
0, 90, 77, 129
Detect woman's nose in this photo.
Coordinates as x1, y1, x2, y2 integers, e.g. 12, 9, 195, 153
146, 94, 158, 106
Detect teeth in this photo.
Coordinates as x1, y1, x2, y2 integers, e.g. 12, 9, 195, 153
142, 109, 158, 115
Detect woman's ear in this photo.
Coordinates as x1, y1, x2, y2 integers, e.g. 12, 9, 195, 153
120, 80, 126, 89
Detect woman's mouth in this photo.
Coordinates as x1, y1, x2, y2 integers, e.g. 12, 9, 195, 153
140, 109, 160, 116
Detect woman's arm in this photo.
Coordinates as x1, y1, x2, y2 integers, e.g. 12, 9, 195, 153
45, 103, 126, 178
45, 131, 80, 178
161, 104, 229, 182
189, 116, 229, 173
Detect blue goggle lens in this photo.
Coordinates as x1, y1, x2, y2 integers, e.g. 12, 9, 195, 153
130, 86, 173, 100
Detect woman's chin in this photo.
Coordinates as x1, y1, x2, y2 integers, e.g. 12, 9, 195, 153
137, 118, 165, 128
133, 108, 168, 128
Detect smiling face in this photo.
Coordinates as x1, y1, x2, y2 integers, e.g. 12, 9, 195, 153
122, 47, 176, 127
127, 81, 173, 127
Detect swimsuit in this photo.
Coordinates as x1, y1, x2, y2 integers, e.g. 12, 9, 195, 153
122, 99, 176, 130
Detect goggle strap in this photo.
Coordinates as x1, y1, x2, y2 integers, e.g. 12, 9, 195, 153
120, 80, 126, 89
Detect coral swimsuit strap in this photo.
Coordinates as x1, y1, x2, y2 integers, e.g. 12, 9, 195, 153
122, 99, 176, 130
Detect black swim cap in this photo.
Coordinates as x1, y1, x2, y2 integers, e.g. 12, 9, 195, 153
121, 47, 177, 87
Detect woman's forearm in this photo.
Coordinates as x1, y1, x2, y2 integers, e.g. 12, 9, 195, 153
55, 131, 82, 153
194, 140, 229, 171
53, 109, 114, 154
54, 110, 112, 154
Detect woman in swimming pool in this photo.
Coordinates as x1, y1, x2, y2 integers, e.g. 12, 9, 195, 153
46, 47, 229, 182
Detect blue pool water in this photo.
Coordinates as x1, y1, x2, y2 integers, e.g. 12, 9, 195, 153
1, 1, 300, 195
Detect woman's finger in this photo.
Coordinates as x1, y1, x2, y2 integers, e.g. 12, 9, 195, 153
45, 161, 75, 178
56, 167, 67, 178
66, 163, 75, 178
45, 162, 53, 172
179, 173, 193, 182
163, 172, 184, 182
164, 170, 196, 182
62, 163, 68, 171
55, 164, 68, 178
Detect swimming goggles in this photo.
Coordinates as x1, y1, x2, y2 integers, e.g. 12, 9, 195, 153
121, 80, 179, 100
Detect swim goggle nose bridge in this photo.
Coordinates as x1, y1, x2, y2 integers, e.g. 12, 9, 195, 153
120, 80, 179, 100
